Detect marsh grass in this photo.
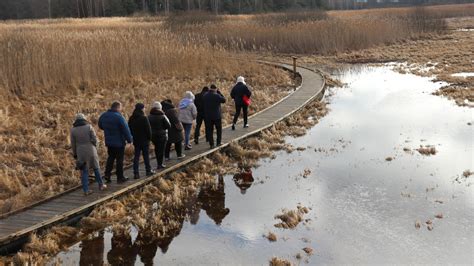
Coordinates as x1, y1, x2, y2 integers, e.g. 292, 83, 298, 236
0, 18, 295, 214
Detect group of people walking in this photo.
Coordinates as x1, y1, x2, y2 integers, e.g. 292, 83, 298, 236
70, 77, 252, 195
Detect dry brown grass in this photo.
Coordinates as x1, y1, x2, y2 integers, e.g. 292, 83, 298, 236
0, 18, 296, 214
169, 5, 470, 55
3, 83, 332, 263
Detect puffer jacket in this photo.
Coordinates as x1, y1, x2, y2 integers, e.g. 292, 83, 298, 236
231, 82, 252, 106
128, 108, 152, 146
161, 101, 184, 143
178, 98, 198, 124
148, 108, 171, 140
98, 109, 133, 148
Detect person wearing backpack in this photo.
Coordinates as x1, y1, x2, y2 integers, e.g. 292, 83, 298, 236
230, 76, 252, 130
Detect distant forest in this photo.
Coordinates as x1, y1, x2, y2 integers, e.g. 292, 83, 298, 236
0, 0, 472, 19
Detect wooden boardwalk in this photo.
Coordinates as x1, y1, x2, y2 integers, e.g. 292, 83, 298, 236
0, 63, 325, 255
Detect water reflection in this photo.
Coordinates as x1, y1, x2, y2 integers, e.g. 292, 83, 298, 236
55, 66, 473, 265
198, 176, 230, 225
79, 231, 104, 266
233, 169, 255, 195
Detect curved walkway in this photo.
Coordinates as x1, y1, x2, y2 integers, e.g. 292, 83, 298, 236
0, 62, 325, 254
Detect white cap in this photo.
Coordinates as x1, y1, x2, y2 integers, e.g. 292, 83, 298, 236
237, 76, 246, 84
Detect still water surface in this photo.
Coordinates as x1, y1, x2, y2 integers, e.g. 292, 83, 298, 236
54, 66, 473, 265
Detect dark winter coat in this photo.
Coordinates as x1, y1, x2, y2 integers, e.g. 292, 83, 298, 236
98, 109, 133, 148
128, 109, 152, 146
161, 101, 184, 143
194, 92, 206, 117
148, 108, 171, 140
203, 90, 226, 121
230, 82, 252, 106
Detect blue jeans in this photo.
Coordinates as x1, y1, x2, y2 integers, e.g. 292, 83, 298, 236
182, 123, 192, 146
81, 168, 103, 193
133, 144, 151, 174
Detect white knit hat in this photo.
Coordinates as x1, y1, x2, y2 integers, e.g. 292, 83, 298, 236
75, 113, 86, 120
185, 91, 195, 100
152, 101, 162, 110
237, 76, 246, 85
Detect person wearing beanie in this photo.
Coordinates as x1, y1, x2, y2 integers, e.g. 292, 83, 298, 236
230, 76, 252, 130
128, 102, 154, 179
194, 86, 209, 145
71, 113, 107, 195
148, 101, 171, 169
178, 91, 198, 150
99, 101, 133, 183
203, 84, 226, 148
162, 99, 185, 160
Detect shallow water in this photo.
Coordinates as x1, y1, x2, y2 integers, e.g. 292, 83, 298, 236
53, 66, 473, 265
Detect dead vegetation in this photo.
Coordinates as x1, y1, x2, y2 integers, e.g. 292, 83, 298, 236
265, 231, 278, 242
0, 18, 297, 214
4, 86, 331, 263
416, 145, 438, 156
274, 205, 310, 229
270, 257, 293, 266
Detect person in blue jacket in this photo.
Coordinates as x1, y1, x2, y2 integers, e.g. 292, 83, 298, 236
98, 101, 133, 183
203, 84, 226, 149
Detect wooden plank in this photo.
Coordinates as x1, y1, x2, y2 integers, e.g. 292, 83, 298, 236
0, 62, 325, 253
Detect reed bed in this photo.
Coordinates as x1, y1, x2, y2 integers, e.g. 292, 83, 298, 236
164, 5, 474, 54
0, 19, 295, 214
6, 85, 331, 265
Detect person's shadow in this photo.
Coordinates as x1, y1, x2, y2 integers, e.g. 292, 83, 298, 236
198, 175, 230, 225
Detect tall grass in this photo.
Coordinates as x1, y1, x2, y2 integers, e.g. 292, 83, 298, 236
171, 6, 458, 54
0, 19, 293, 214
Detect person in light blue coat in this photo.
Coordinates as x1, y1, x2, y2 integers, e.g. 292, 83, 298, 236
98, 101, 133, 183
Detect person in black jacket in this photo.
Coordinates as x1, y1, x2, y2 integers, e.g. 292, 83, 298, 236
194, 86, 209, 145
230, 76, 252, 130
148, 101, 171, 169
128, 103, 154, 179
203, 84, 226, 148
161, 99, 185, 160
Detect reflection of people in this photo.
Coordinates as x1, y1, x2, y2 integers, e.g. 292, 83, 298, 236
107, 232, 137, 266
198, 176, 230, 225
134, 231, 159, 266
233, 168, 254, 195
80, 231, 104, 266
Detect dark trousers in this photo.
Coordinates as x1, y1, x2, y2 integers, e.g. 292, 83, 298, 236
152, 137, 167, 166
105, 146, 125, 180
165, 141, 183, 158
233, 104, 248, 125
194, 114, 207, 141
206, 119, 222, 146
133, 144, 151, 175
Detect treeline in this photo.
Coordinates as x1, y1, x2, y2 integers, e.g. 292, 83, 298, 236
0, 0, 325, 19
0, 0, 472, 19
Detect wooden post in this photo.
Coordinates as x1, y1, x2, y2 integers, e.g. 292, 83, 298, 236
292, 56, 297, 79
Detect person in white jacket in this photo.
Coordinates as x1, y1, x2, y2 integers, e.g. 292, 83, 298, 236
178, 91, 198, 150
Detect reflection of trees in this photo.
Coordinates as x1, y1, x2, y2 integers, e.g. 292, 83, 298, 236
100, 175, 231, 264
